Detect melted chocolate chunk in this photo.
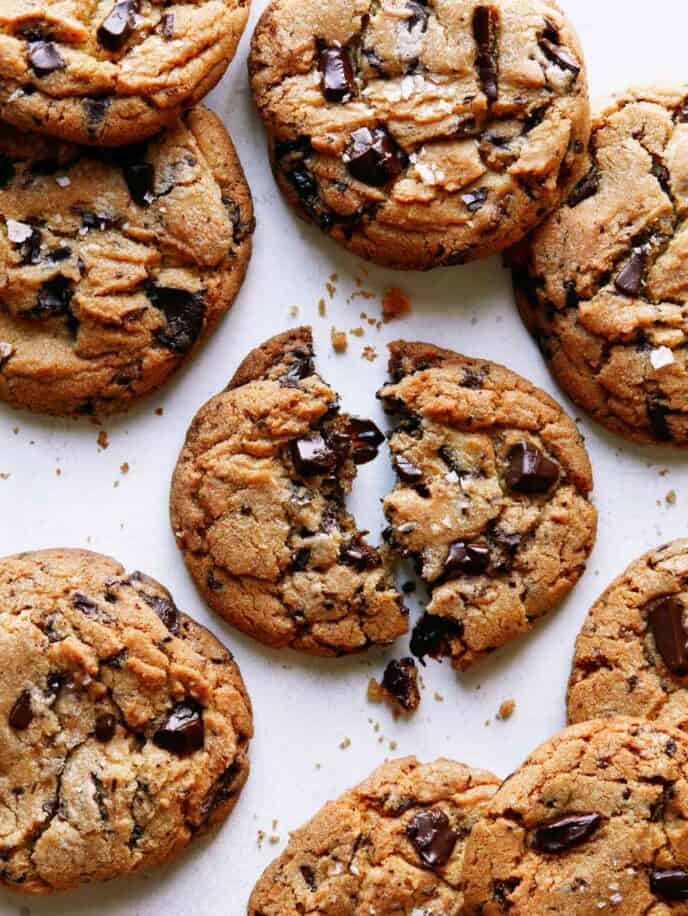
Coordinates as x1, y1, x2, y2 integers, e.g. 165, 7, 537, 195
281, 350, 315, 386
290, 433, 339, 476
29, 41, 66, 77
442, 541, 490, 579
0, 153, 15, 189
533, 813, 601, 853
149, 286, 206, 353
9, 690, 33, 730
343, 127, 403, 187
504, 441, 559, 494
648, 596, 688, 675
406, 809, 458, 867
381, 657, 420, 712
18, 227, 42, 265
473, 6, 499, 103
410, 613, 463, 664
349, 417, 385, 464
462, 187, 488, 213
318, 47, 356, 103
84, 97, 111, 125
153, 701, 204, 756
26, 276, 73, 319
300, 865, 317, 891
123, 161, 155, 207
49, 246, 72, 264
651, 868, 688, 901
567, 168, 599, 207
340, 538, 380, 570
615, 248, 647, 297
647, 395, 673, 441
98, 1, 139, 51
143, 594, 180, 635
538, 22, 580, 75
95, 713, 117, 742
393, 454, 425, 483
73, 592, 98, 615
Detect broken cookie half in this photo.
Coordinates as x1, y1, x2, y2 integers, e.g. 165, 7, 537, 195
379, 340, 597, 669
170, 327, 407, 655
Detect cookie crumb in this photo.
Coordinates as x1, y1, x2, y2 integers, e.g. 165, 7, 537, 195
368, 658, 420, 715
666, 490, 677, 506
269, 835, 280, 845
318, 298, 327, 317
155, 407, 164, 416
326, 282, 336, 298
362, 345, 378, 362
0, 473, 10, 481
120, 462, 130, 475
289, 305, 299, 318
382, 287, 412, 321
331, 328, 347, 352
339, 737, 351, 750
350, 326, 364, 337
97, 430, 109, 450
434, 692, 444, 702
497, 699, 516, 720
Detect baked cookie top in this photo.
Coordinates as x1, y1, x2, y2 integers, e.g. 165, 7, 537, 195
0, 1, 250, 146
514, 84, 688, 445
379, 341, 596, 669
0, 548, 253, 895
463, 718, 688, 914
170, 327, 408, 655
249, 0, 590, 270
0, 107, 253, 416
569, 539, 688, 733
248, 756, 501, 915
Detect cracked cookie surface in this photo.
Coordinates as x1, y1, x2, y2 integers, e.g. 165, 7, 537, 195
379, 341, 596, 669
170, 327, 408, 655
463, 718, 688, 914
0, 106, 253, 416
249, 0, 590, 270
0, 1, 249, 146
514, 85, 688, 445
569, 540, 688, 733
0, 548, 253, 895
248, 756, 500, 915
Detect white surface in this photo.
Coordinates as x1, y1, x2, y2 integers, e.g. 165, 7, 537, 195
1, 2, 688, 913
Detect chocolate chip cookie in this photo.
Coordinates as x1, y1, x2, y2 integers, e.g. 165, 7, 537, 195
463, 718, 688, 914
0, 107, 253, 416
513, 85, 688, 445
249, 756, 501, 914
568, 539, 688, 733
379, 341, 597, 669
0, 548, 253, 895
0, 2, 249, 146
170, 327, 408, 655
249, 0, 590, 270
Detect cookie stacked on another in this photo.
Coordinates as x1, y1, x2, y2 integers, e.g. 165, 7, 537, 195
0, 3, 254, 416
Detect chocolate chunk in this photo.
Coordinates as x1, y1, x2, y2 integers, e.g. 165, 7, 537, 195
300, 865, 317, 890
291, 547, 311, 572
538, 31, 580, 75
98, 1, 139, 51
30, 158, 61, 176
153, 701, 204, 756
149, 286, 206, 353
123, 161, 154, 206
29, 41, 66, 77
504, 441, 559, 494
0, 153, 15, 189
647, 395, 673, 442
533, 813, 601, 852
443, 541, 490, 579
340, 538, 380, 570
281, 350, 315, 386
462, 187, 488, 212
381, 658, 420, 712
406, 0, 429, 31
648, 596, 688, 675
9, 690, 33, 731
84, 97, 111, 126
410, 613, 463, 665
651, 868, 688, 901
393, 454, 425, 483
18, 228, 42, 265
290, 434, 339, 476
473, 6, 499, 103
49, 246, 72, 263
318, 47, 356, 103
144, 594, 180, 635
46, 673, 63, 699
287, 167, 319, 212
73, 592, 98, 615
349, 417, 385, 464
26, 277, 73, 319
344, 127, 403, 187
161, 13, 175, 39
615, 248, 647, 297
567, 168, 599, 207
95, 713, 117, 742
407, 809, 458, 867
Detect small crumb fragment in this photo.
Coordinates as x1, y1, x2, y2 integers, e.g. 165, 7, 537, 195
331, 327, 347, 353
350, 326, 364, 337
269, 835, 280, 845
389, 740, 397, 751
97, 430, 109, 450
0, 473, 10, 480
666, 490, 677, 506
434, 691, 444, 703
318, 298, 327, 317
497, 699, 516, 721
368, 658, 420, 715
362, 345, 377, 362
120, 462, 130, 475
382, 287, 412, 321
339, 737, 351, 750
289, 305, 299, 318
155, 407, 164, 416
326, 282, 336, 298
257, 830, 266, 848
